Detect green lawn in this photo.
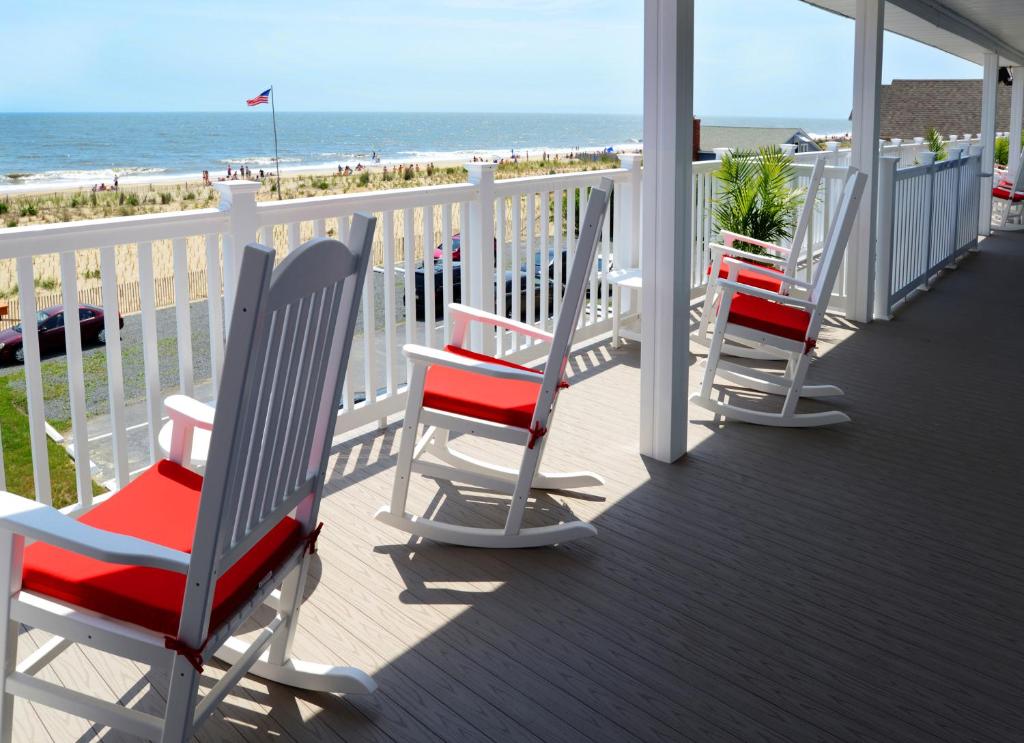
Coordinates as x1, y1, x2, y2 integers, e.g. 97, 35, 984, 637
0, 377, 98, 509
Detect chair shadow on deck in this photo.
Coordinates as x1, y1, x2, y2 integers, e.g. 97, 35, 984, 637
277, 243, 1020, 742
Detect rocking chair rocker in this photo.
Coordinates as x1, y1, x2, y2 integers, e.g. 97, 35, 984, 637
690, 168, 867, 427
692, 157, 826, 360
0, 222, 376, 742
992, 145, 1024, 231
376, 179, 613, 548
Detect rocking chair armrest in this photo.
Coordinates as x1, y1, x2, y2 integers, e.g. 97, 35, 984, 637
718, 231, 792, 256
0, 492, 191, 573
708, 244, 790, 266
448, 304, 554, 343
721, 258, 813, 290
164, 394, 215, 431
403, 344, 544, 384
716, 280, 816, 309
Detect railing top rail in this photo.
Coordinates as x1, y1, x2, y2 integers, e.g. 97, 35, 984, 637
894, 151, 980, 180
254, 182, 478, 224
0, 207, 228, 259
491, 167, 629, 195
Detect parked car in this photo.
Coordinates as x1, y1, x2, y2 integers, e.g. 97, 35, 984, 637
410, 234, 571, 321
0, 304, 122, 364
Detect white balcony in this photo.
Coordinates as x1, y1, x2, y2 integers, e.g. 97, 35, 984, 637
0, 0, 1022, 739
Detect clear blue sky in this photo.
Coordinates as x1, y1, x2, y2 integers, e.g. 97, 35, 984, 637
0, 0, 981, 117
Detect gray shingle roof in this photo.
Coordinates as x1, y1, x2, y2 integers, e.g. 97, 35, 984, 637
879, 79, 1011, 140
699, 126, 817, 152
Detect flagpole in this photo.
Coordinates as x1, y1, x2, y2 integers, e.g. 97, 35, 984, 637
270, 85, 282, 200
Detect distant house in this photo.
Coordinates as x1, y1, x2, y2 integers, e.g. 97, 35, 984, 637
879, 79, 1011, 140
698, 126, 819, 158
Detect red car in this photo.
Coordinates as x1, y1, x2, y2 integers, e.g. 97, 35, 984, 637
0, 304, 122, 364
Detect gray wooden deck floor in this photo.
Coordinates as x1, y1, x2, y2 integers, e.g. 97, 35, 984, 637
20, 232, 1024, 742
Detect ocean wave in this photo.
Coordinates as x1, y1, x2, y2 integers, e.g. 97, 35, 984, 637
1, 166, 166, 183
217, 156, 302, 166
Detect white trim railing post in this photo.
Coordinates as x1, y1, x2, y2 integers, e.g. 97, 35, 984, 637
947, 146, 964, 263
214, 181, 261, 329
920, 150, 937, 288
873, 156, 898, 320
979, 52, 998, 236
465, 163, 496, 355
618, 154, 643, 313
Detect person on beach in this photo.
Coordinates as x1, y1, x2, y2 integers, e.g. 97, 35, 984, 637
113, 175, 119, 190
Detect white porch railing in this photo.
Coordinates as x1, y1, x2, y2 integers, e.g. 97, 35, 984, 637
0, 135, 986, 512
874, 146, 983, 319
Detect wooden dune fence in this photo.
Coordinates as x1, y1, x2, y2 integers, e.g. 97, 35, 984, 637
2, 270, 211, 328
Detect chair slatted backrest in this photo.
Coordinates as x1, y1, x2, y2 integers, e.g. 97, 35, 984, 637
178, 217, 375, 645
807, 169, 867, 332
535, 178, 611, 418
784, 157, 826, 275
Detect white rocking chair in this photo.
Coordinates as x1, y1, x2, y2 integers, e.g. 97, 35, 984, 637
692, 157, 826, 359
690, 168, 867, 427
992, 145, 1024, 231
0, 222, 377, 742
376, 179, 613, 548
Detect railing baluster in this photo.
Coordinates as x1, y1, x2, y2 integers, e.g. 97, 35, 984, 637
172, 237, 194, 397
59, 251, 92, 506
442, 203, 454, 345
137, 241, 162, 463
600, 192, 611, 324
553, 188, 563, 320
495, 197, 506, 354
511, 194, 521, 346
526, 192, 536, 337
423, 205, 436, 349
383, 210, 397, 405
541, 191, 550, 332
287, 222, 300, 255
15, 256, 51, 504
361, 217, 379, 424
313, 218, 326, 238
99, 245, 129, 488
204, 233, 225, 389
403, 207, 415, 381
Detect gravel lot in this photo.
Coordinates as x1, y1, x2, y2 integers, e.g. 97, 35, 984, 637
1, 270, 415, 429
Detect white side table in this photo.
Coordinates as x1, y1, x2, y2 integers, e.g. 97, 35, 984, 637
607, 267, 642, 348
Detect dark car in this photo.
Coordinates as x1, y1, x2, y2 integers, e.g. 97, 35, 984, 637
0, 304, 123, 364
410, 234, 570, 321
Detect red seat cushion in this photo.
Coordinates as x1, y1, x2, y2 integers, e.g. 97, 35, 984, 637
726, 292, 812, 342
422, 345, 543, 429
21, 460, 303, 637
708, 261, 786, 292
992, 185, 1024, 202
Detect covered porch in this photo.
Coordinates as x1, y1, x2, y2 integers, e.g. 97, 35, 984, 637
16, 229, 1023, 742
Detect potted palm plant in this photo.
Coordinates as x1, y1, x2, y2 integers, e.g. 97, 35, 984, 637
712, 146, 806, 256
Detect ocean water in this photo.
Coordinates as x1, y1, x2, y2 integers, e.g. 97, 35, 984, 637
0, 112, 849, 191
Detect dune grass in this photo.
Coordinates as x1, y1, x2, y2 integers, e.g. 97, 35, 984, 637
0, 155, 623, 229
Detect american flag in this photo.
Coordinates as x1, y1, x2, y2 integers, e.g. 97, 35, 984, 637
247, 89, 270, 106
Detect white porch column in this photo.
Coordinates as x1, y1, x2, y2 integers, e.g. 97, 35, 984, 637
1010, 66, 1024, 176
979, 52, 998, 235
639, 0, 692, 463
847, 0, 884, 323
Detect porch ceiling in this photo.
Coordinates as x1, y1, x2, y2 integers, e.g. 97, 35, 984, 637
802, 0, 1024, 67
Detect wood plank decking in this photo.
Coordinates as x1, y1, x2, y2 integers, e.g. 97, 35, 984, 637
21, 232, 1024, 742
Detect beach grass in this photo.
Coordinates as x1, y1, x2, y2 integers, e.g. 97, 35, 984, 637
0, 155, 623, 229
